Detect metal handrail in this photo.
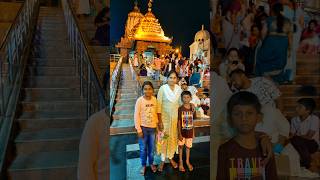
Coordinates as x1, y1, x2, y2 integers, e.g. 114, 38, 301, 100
0, 0, 40, 173
110, 55, 122, 115
61, 0, 106, 119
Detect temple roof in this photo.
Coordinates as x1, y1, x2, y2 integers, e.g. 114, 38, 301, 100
194, 25, 210, 42
124, 0, 172, 43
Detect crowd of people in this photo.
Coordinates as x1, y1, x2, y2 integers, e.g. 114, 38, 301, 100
212, 0, 320, 179
212, 0, 320, 84
130, 52, 210, 117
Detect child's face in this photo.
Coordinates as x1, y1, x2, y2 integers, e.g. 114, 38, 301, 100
167, 73, 178, 86
230, 105, 260, 134
182, 94, 192, 104
310, 22, 316, 30
295, 103, 310, 117
230, 74, 244, 90
228, 51, 239, 61
143, 85, 154, 97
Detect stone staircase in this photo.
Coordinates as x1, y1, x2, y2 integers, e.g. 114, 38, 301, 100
280, 53, 320, 118
110, 64, 139, 135
7, 7, 86, 180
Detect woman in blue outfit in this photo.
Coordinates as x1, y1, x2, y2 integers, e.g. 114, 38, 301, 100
254, 3, 292, 83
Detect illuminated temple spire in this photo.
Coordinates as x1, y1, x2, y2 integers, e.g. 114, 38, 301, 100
133, 0, 172, 43
148, 0, 153, 12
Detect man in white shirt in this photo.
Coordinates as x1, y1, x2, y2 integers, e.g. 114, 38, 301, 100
290, 98, 319, 169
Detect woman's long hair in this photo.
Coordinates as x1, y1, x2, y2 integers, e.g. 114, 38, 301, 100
272, 3, 284, 33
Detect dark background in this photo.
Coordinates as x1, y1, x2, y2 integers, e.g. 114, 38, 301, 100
110, 0, 210, 56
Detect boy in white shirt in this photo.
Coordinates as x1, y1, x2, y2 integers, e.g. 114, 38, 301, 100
290, 98, 319, 169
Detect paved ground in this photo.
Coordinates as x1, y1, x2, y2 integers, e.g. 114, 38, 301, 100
110, 134, 210, 180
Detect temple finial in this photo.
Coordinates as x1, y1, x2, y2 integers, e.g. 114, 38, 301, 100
133, 0, 139, 12
202, 24, 204, 30
148, 0, 153, 12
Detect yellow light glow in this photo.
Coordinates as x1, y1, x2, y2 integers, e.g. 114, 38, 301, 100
175, 48, 179, 53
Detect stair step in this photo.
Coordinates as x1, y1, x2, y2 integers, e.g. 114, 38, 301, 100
32, 51, 72, 58
295, 75, 320, 85
8, 151, 78, 180
114, 104, 135, 111
115, 98, 137, 104
297, 64, 320, 75
18, 116, 86, 132
22, 88, 81, 101
116, 92, 138, 97
15, 128, 82, 154
112, 114, 134, 120
25, 66, 76, 76
279, 85, 320, 96
35, 40, 70, 46
23, 76, 79, 88
20, 100, 86, 113
28, 58, 75, 66
19, 111, 86, 120
297, 53, 319, 62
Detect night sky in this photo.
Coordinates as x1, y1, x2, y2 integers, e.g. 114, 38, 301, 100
110, 0, 210, 56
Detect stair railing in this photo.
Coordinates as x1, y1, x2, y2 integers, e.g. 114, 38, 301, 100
110, 55, 122, 116
61, 0, 106, 119
0, 0, 40, 175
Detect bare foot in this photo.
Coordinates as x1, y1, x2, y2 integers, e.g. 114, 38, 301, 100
170, 159, 178, 169
158, 162, 165, 172
186, 162, 193, 171
179, 163, 185, 172
140, 166, 146, 175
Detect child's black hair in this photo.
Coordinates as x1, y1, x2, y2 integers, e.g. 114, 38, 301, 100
227, 91, 262, 116
227, 47, 240, 56
229, 68, 246, 77
297, 98, 316, 114
181, 91, 192, 99
142, 81, 154, 90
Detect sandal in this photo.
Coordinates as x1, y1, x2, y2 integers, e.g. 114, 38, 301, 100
150, 165, 157, 173
186, 163, 193, 171
170, 159, 178, 169
140, 166, 146, 175
179, 164, 185, 172
158, 162, 165, 172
